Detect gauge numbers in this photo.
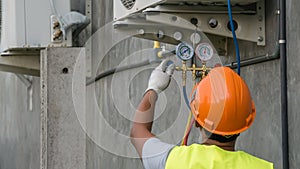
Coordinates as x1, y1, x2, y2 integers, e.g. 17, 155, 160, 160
195, 43, 214, 61
176, 42, 194, 61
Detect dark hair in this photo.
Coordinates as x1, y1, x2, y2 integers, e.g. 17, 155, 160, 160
204, 129, 239, 143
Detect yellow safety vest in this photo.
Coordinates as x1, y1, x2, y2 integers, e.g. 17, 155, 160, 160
165, 144, 274, 169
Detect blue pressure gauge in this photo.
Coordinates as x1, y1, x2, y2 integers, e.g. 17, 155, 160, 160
195, 43, 214, 61
176, 42, 194, 61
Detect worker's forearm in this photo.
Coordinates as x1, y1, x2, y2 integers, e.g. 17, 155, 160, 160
130, 90, 157, 157
131, 90, 157, 137
130, 60, 174, 157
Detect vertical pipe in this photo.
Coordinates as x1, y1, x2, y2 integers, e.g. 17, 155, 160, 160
279, 0, 289, 168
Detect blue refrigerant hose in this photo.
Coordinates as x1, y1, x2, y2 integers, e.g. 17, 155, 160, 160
227, 0, 241, 75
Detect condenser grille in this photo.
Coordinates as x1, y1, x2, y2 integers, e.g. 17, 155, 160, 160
120, 0, 136, 10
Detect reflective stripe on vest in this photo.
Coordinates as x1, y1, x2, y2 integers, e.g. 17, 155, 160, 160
165, 144, 273, 169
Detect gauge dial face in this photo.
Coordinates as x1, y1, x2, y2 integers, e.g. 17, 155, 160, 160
176, 42, 194, 61
195, 43, 214, 61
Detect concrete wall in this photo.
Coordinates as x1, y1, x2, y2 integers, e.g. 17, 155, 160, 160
40, 48, 87, 169
286, 0, 300, 168
0, 73, 40, 169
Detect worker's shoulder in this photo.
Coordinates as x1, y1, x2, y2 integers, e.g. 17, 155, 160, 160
238, 150, 274, 168
169, 144, 274, 169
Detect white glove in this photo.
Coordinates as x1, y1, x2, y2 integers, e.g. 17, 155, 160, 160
145, 59, 175, 95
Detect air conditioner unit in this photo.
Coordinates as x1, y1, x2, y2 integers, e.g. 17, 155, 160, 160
0, 0, 72, 54
114, 0, 261, 21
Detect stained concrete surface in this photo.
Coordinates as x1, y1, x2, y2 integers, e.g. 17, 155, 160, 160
0, 73, 40, 169
40, 48, 86, 169
286, 0, 300, 168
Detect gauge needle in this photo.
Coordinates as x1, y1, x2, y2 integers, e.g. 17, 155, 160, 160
183, 48, 188, 54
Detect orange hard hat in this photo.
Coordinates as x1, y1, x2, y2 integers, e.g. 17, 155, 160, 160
190, 67, 256, 136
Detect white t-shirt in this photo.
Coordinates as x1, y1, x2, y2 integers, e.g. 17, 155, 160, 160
142, 138, 175, 169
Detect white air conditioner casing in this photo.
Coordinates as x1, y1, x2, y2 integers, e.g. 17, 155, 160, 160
114, 0, 261, 21
0, 0, 72, 53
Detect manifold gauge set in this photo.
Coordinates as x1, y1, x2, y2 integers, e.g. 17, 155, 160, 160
175, 42, 214, 62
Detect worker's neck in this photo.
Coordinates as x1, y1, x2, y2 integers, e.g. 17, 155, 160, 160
202, 139, 236, 151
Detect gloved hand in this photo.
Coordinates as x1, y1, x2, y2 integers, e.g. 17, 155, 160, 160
145, 59, 175, 95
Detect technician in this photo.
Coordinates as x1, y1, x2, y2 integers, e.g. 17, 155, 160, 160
130, 59, 274, 169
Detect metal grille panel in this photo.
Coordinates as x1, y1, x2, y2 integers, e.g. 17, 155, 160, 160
120, 0, 136, 10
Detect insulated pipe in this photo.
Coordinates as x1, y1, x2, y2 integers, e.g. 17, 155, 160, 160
225, 44, 280, 68
279, 0, 289, 169
86, 60, 150, 85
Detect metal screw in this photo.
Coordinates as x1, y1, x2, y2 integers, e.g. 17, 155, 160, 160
190, 33, 201, 44
173, 32, 182, 41
208, 18, 218, 28
171, 16, 177, 22
157, 30, 164, 39
139, 29, 145, 35
258, 36, 264, 42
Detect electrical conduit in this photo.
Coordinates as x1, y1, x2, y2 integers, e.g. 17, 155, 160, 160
279, 0, 289, 168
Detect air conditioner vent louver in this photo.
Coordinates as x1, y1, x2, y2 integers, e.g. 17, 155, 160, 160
120, 0, 136, 10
